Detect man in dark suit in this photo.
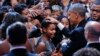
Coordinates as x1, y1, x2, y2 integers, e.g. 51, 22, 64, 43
5, 22, 38, 56
84, 21, 100, 51
48, 3, 91, 56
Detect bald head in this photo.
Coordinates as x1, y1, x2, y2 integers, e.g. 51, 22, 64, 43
85, 21, 100, 38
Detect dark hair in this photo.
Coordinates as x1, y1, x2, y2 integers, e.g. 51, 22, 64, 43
0, 12, 25, 40
0, 6, 14, 12
0, 11, 4, 25
57, 16, 73, 30
26, 0, 40, 8
33, 15, 44, 23
57, 16, 68, 22
2, 0, 11, 6
41, 19, 56, 29
7, 22, 27, 45
2, 12, 25, 24
14, 3, 27, 14
0, 6, 14, 24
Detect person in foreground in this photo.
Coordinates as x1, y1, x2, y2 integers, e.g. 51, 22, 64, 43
4, 22, 38, 56
84, 21, 100, 51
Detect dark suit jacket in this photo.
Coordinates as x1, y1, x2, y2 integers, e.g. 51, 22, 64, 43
3, 48, 37, 56
62, 18, 92, 56
86, 43, 100, 51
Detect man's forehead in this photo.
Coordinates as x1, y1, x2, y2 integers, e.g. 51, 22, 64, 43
68, 10, 77, 14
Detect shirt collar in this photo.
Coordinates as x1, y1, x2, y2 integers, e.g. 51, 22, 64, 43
10, 45, 26, 51
87, 41, 100, 46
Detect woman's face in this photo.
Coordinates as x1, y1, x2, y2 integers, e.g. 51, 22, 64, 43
43, 23, 56, 39
44, 9, 51, 17
61, 18, 69, 28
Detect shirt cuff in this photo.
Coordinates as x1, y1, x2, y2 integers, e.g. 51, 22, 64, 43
57, 23, 64, 30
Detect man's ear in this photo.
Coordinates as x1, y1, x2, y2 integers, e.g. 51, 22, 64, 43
84, 30, 89, 39
75, 12, 79, 20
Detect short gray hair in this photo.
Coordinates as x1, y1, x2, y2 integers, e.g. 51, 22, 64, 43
68, 3, 86, 17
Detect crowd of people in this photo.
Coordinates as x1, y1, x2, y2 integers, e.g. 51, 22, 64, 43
0, 0, 100, 56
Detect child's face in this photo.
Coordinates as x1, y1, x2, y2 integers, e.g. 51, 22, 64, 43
61, 18, 69, 28
45, 24, 56, 38
51, 10, 61, 18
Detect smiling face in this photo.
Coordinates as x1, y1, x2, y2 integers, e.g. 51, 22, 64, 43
46, 24, 56, 38
43, 23, 56, 39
